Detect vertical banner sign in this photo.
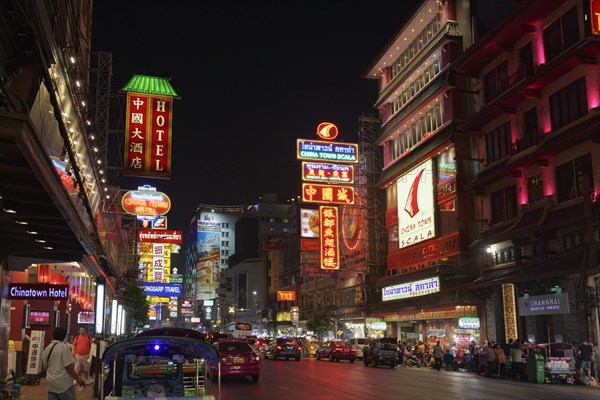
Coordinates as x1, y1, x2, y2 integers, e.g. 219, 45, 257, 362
320, 206, 339, 270
592, 0, 600, 35
124, 93, 173, 178
153, 243, 165, 282
125, 93, 150, 175
26, 330, 45, 375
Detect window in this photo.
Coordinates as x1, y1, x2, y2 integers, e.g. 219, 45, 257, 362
549, 77, 588, 130
562, 230, 582, 251
523, 107, 539, 147
527, 174, 544, 203
544, 6, 579, 62
491, 185, 517, 223
519, 42, 534, 77
555, 154, 593, 203
483, 61, 508, 103
485, 122, 511, 163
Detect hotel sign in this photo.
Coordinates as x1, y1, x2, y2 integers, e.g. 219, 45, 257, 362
302, 162, 354, 184
296, 139, 358, 163
382, 276, 440, 301
8, 284, 69, 300
124, 92, 173, 178
303, 183, 354, 205
320, 206, 339, 270
518, 293, 570, 316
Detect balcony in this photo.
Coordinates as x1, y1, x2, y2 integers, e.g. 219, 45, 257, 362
511, 130, 544, 155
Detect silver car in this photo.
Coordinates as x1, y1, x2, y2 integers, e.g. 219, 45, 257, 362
349, 338, 369, 360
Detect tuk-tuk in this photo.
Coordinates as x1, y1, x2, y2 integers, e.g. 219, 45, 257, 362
521, 342, 576, 384
101, 335, 221, 400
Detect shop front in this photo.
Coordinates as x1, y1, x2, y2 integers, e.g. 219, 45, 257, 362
383, 306, 480, 355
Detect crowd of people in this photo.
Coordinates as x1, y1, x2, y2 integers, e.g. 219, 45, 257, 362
395, 337, 600, 384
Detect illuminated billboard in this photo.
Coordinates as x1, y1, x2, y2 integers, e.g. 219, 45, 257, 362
302, 162, 354, 184
320, 206, 339, 270
382, 276, 440, 301
124, 92, 173, 178
300, 208, 319, 238
122, 190, 171, 216
137, 229, 182, 244
296, 139, 358, 163
302, 183, 354, 205
396, 159, 435, 248
277, 291, 296, 301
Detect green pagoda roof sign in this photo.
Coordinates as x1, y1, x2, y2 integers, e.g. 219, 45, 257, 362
121, 74, 179, 97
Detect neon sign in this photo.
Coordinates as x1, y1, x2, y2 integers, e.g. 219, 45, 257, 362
320, 206, 340, 270
277, 291, 296, 301
122, 190, 171, 216
382, 276, 440, 301
302, 183, 355, 205
302, 162, 354, 184
316, 122, 339, 140
296, 139, 358, 163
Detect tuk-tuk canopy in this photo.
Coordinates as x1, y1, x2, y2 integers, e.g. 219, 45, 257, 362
102, 336, 220, 363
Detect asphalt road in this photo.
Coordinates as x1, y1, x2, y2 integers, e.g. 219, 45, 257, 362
207, 356, 600, 400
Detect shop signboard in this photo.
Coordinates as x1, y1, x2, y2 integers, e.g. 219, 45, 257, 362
8, 283, 69, 300
26, 330, 45, 375
382, 276, 440, 301
300, 265, 337, 279
276, 311, 291, 322
296, 139, 358, 163
77, 311, 95, 324
302, 162, 354, 184
592, 0, 600, 35
277, 291, 296, 301
122, 189, 171, 216
300, 251, 320, 264
518, 293, 570, 316
320, 206, 340, 269
458, 317, 480, 329
300, 208, 320, 238
140, 282, 182, 297
303, 183, 354, 205
138, 229, 182, 244
301, 238, 319, 251
396, 159, 436, 249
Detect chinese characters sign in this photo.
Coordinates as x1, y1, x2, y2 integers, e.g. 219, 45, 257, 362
124, 92, 173, 178
320, 206, 339, 270
300, 208, 319, 238
302, 162, 354, 184
302, 183, 355, 204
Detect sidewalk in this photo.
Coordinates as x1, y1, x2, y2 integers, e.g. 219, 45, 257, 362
19, 378, 95, 400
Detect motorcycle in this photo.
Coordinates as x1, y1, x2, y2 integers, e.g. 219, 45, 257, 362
405, 354, 421, 368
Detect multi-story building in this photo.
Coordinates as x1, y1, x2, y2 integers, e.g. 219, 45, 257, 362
454, 0, 600, 345
363, 0, 514, 350
0, 0, 126, 377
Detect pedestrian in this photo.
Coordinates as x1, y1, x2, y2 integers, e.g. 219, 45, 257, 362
433, 341, 443, 371
443, 349, 458, 371
72, 327, 92, 382
592, 342, 600, 381
494, 344, 506, 379
42, 327, 85, 400
510, 340, 524, 380
579, 339, 593, 380
486, 342, 496, 377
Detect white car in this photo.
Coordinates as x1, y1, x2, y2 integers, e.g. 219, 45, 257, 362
349, 338, 369, 360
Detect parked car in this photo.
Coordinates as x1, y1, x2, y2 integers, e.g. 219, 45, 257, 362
348, 338, 369, 360
210, 339, 261, 382
303, 340, 322, 357
315, 340, 357, 362
363, 338, 398, 368
264, 338, 302, 361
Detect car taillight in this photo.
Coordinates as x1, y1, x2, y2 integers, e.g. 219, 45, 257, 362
350, 349, 356, 352
277, 345, 282, 350
298, 347, 302, 351
334, 347, 343, 351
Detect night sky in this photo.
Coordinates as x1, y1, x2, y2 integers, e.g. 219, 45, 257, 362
91, 0, 420, 230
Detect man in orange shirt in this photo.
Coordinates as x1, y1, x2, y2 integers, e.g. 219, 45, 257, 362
72, 327, 92, 382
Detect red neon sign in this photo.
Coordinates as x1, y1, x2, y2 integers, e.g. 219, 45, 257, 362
124, 93, 173, 178
277, 291, 296, 301
316, 122, 339, 140
138, 229, 183, 244
320, 206, 339, 270
302, 183, 355, 204
302, 162, 354, 184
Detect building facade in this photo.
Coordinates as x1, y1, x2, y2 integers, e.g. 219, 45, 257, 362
454, 0, 600, 345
